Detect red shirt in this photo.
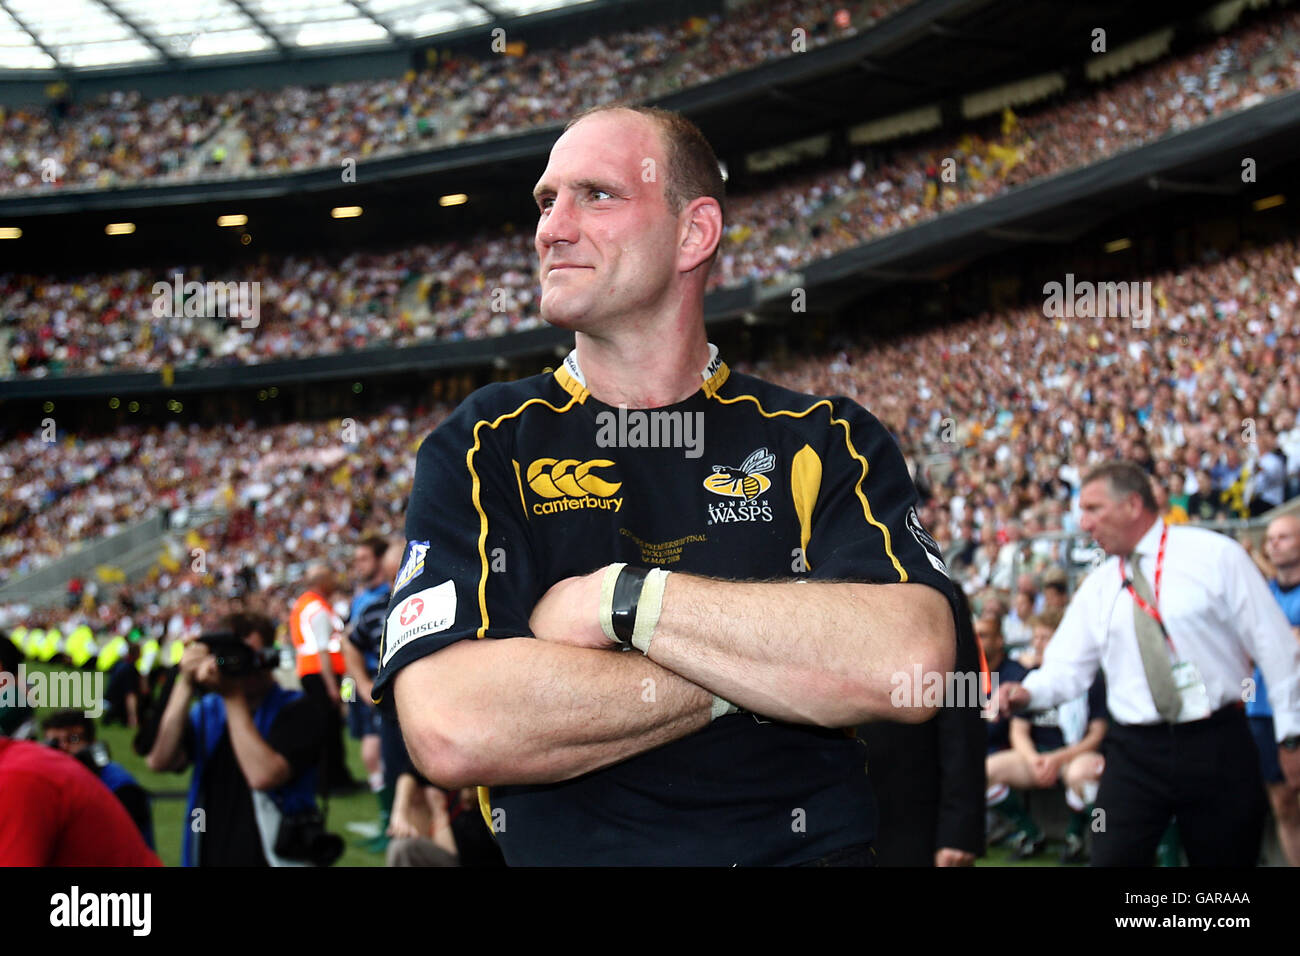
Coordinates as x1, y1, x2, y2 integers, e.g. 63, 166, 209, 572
0, 738, 162, 866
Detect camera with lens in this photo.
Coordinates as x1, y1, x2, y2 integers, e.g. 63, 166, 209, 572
275, 808, 345, 866
198, 629, 280, 677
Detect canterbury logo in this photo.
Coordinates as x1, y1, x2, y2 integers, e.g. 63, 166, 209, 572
526, 458, 622, 498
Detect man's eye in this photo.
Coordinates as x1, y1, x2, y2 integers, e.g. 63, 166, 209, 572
589, 189, 612, 201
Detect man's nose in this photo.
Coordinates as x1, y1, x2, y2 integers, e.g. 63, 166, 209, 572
538, 195, 579, 246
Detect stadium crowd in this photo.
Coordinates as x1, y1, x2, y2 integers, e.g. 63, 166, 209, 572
6, 222, 1300, 863
6, 3, 1300, 379
5, 228, 1300, 615
0, 0, 902, 195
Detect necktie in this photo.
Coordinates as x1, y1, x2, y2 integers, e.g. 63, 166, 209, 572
1128, 552, 1182, 722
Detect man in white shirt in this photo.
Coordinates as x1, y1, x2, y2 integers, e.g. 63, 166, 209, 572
999, 461, 1300, 866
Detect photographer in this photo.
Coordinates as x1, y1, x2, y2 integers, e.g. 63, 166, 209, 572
43, 709, 155, 849
147, 611, 335, 866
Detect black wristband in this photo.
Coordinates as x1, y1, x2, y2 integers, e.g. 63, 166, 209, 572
610, 566, 649, 644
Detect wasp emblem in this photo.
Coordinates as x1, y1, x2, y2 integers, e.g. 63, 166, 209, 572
704, 447, 776, 500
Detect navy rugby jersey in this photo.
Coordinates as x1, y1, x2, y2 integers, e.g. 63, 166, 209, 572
372, 346, 958, 865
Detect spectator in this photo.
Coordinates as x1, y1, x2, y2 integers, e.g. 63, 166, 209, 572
42, 708, 155, 849
289, 564, 356, 794
343, 535, 398, 849
147, 612, 330, 866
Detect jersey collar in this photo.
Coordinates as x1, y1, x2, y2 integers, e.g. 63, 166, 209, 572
554, 342, 729, 402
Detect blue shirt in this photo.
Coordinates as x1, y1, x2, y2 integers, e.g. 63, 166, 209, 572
349, 582, 389, 624
1248, 579, 1300, 718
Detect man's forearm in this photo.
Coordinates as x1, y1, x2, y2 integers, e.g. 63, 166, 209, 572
1055, 721, 1107, 764
146, 673, 192, 772
318, 656, 339, 695
224, 695, 292, 791
343, 643, 374, 702
645, 576, 955, 726
395, 637, 712, 788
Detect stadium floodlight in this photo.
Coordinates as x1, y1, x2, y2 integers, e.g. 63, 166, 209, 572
331, 206, 363, 218
217, 214, 249, 227
105, 222, 137, 236
0, 227, 20, 239
1103, 238, 1131, 253
438, 193, 468, 207
1252, 194, 1286, 212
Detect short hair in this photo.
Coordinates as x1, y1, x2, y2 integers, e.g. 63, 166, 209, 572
1082, 460, 1159, 513
358, 535, 388, 561
1031, 609, 1063, 631
42, 709, 94, 741
566, 105, 726, 226
218, 611, 277, 648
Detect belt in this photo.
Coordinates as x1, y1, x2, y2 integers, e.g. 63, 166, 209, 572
1114, 701, 1244, 734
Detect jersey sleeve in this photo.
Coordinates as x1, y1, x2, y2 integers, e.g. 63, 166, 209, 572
371, 404, 541, 703
804, 397, 955, 601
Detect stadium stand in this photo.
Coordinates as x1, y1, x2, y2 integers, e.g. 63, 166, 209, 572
4, 0, 1300, 877
5, 2, 1300, 378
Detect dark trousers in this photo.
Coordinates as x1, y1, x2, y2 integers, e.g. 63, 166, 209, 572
795, 842, 876, 866
300, 672, 353, 791
1092, 705, 1266, 866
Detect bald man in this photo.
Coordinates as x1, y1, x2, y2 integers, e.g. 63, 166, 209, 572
290, 563, 355, 793
373, 106, 957, 865
1255, 514, 1300, 864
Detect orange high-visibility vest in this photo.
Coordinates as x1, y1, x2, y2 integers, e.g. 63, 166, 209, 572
289, 590, 346, 677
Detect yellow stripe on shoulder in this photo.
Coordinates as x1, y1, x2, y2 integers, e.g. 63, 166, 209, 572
466, 395, 582, 637
710, 392, 908, 582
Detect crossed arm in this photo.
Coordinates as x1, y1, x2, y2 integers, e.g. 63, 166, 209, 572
395, 571, 955, 789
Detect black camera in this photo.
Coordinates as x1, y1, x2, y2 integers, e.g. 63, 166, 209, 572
197, 630, 279, 677
275, 809, 345, 866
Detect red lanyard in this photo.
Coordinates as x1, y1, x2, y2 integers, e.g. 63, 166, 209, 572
1118, 523, 1176, 652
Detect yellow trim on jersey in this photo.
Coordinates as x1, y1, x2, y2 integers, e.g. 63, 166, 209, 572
790, 444, 822, 567
701, 361, 730, 397
553, 365, 590, 402
710, 393, 908, 582
467, 395, 582, 637
555, 358, 731, 401
511, 459, 529, 521
464, 395, 582, 836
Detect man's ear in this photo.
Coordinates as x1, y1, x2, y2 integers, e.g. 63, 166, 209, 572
678, 197, 723, 273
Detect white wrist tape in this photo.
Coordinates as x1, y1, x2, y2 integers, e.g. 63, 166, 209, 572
598, 562, 626, 645
630, 567, 669, 654
711, 695, 739, 720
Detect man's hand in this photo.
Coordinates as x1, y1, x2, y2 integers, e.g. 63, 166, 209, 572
998, 681, 1031, 719
387, 809, 424, 840
178, 639, 211, 681
1031, 752, 1061, 788
193, 654, 241, 699
935, 847, 975, 867
529, 568, 613, 650
1280, 745, 1300, 790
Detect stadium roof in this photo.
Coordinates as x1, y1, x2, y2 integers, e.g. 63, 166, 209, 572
0, 0, 597, 71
